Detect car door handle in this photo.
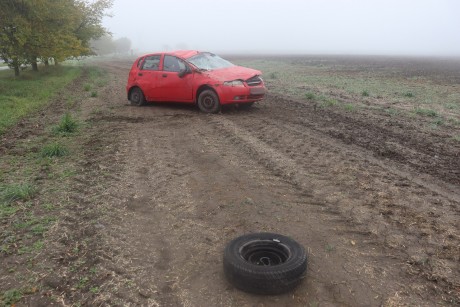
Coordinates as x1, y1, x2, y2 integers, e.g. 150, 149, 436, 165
162, 74, 167, 78
138, 73, 143, 76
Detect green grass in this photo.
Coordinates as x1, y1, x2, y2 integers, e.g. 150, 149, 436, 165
41, 142, 68, 158
384, 107, 399, 116
344, 103, 355, 111
76, 276, 89, 289
319, 97, 338, 108
1, 183, 36, 205
361, 90, 370, 97
403, 92, 414, 98
1, 288, 23, 306
52, 113, 79, 135
90, 91, 98, 98
84, 84, 91, 91
305, 92, 316, 100
0, 66, 82, 135
415, 108, 438, 117
325, 244, 335, 252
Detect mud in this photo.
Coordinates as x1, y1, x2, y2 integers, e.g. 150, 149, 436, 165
1, 57, 459, 306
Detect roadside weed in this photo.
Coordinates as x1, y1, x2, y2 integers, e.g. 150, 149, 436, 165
325, 244, 335, 252
53, 113, 78, 135
77, 277, 89, 289
403, 92, 414, 98
305, 92, 316, 100
90, 91, 98, 98
431, 118, 444, 128
384, 108, 399, 116
319, 97, 338, 108
1, 288, 23, 306
361, 90, 370, 97
1, 183, 36, 204
415, 108, 437, 117
344, 103, 355, 111
41, 142, 68, 158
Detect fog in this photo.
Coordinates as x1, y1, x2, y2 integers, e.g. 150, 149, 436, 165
103, 0, 460, 56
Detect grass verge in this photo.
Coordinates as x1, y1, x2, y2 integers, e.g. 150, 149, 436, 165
0, 66, 82, 135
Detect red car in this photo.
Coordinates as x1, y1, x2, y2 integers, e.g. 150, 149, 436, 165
126, 51, 267, 113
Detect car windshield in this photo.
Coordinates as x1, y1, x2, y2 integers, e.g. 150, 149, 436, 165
187, 52, 234, 70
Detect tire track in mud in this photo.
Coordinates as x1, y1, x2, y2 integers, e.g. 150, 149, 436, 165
92, 107, 375, 306
275, 94, 460, 186
51, 61, 458, 306
206, 106, 460, 304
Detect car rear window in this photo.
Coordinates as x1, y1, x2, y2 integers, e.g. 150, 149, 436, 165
142, 55, 161, 71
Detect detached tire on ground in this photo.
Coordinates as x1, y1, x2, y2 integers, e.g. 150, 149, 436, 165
223, 233, 307, 295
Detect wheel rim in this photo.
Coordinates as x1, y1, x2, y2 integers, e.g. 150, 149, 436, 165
201, 95, 215, 110
240, 240, 290, 266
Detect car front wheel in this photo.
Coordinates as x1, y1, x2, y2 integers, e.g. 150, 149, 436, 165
130, 87, 145, 106
198, 90, 220, 113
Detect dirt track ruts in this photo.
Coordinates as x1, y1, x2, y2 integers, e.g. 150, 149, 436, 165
62, 60, 456, 306
9, 59, 458, 306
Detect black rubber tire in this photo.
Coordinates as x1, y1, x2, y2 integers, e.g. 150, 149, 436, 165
239, 102, 254, 110
197, 90, 221, 113
223, 232, 307, 295
130, 87, 145, 106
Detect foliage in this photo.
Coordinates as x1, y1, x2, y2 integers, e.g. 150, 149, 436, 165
53, 113, 79, 135
41, 142, 68, 158
1, 183, 36, 205
0, 0, 113, 76
403, 92, 414, 98
1, 288, 23, 306
305, 92, 316, 100
415, 108, 437, 117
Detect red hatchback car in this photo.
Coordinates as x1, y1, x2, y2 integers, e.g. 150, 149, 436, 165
126, 50, 267, 113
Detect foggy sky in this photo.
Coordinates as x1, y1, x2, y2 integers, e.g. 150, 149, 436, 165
103, 0, 460, 56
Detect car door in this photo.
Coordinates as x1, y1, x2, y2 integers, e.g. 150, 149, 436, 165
136, 54, 162, 101
158, 55, 194, 102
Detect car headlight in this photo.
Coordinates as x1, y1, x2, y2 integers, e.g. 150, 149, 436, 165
223, 80, 245, 87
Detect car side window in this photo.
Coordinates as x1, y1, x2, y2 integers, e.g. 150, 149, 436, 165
136, 57, 144, 68
141, 55, 161, 71
164, 55, 184, 72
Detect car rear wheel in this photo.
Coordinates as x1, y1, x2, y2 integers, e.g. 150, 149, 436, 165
198, 90, 220, 113
130, 87, 145, 106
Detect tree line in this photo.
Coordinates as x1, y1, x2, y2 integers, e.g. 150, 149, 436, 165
91, 35, 131, 56
0, 0, 113, 76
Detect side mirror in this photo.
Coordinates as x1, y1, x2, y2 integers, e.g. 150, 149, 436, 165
178, 66, 191, 78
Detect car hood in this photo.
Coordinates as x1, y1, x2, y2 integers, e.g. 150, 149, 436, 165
202, 66, 262, 82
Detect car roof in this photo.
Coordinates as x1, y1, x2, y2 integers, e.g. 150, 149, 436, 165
168, 50, 200, 59
140, 50, 201, 60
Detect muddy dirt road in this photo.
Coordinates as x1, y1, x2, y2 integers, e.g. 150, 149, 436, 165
2, 59, 459, 306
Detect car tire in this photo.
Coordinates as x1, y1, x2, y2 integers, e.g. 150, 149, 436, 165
198, 90, 221, 113
223, 232, 307, 295
239, 102, 254, 110
130, 87, 145, 106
